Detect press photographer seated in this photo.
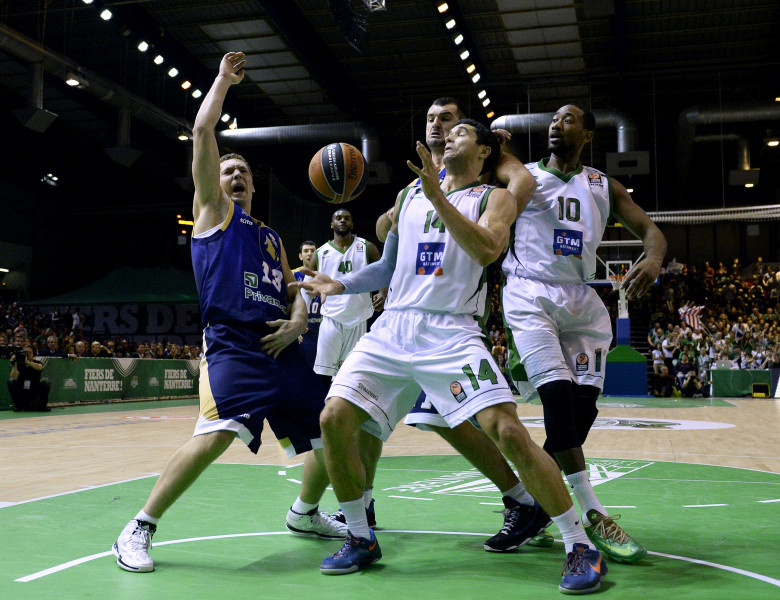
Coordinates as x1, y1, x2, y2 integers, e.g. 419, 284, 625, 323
7, 346, 51, 412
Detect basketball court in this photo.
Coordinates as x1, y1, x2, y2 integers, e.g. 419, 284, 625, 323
1, 395, 777, 599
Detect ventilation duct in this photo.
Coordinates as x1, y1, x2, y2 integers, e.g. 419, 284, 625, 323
218, 123, 380, 164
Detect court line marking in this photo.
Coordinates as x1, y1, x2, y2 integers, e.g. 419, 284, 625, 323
388, 495, 433, 501
15, 530, 780, 588
683, 504, 729, 508
758, 498, 780, 503
0, 474, 158, 508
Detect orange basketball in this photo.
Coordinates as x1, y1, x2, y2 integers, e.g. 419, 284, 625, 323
308, 142, 368, 204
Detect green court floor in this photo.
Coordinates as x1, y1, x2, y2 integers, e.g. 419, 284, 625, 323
2, 455, 778, 599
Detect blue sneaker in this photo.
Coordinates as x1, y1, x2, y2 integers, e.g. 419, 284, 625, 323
559, 543, 607, 595
483, 498, 552, 552
320, 530, 382, 575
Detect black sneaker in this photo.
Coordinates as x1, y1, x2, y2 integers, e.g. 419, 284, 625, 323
330, 498, 377, 528
483, 497, 552, 552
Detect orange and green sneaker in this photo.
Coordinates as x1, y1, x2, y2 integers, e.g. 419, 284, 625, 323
584, 509, 646, 564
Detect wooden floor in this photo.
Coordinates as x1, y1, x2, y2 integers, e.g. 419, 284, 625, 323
1, 398, 778, 504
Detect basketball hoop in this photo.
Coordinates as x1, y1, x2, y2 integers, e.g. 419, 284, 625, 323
608, 273, 625, 291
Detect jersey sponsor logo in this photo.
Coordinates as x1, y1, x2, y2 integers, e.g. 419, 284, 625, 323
450, 381, 467, 402
240, 217, 253, 225
416, 242, 445, 275
358, 382, 379, 401
244, 287, 285, 309
576, 352, 589, 372
244, 271, 258, 288
466, 186, 486, 197
553, 229, 583, 259
588, 172, 603, 187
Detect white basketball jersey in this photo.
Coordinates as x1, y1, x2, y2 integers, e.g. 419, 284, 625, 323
385, 182, 492, 316
502, 159, 612, 283
317, 237, 374, 327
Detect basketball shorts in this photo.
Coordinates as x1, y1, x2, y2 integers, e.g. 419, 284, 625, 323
403, 392, 482, 431
501, 276, 612, 390
194, 323, 327, 456
298, 332, 318, 370
328, 310, 514, 441
314, 316, 367, 376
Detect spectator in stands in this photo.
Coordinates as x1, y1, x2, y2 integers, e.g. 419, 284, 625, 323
681, 371, 704, 398
653, 365, 676, 397
760, 352, 780, 369
0, 334, 10, 359
674, 353, 695, 387
662, 331, 679, 372
38, 335, 66, 357
652, 343, 664, 374
90, 341, 111, 358
74, 340, 88, 358
71, 308, 83, 335
7, 346, 50, 411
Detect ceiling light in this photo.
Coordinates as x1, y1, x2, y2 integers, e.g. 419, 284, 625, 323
64, 72, 88, 88
775, 97, 780, 102
486, 111, 494, 119
229, 118, 238, 130
626, 188, 634, 193
466, 64, 476, 74
100, 9, 112, 20
471, 72, 481, 83
137, 41, 149, 52
745, 183, 754, 188
452, 33, 464, 45
482, 98, 490, 107
437, 3, 449, 12
181, 80, 192, 90
478, 90, 486, 99
81, 0, 94, 5
177, 130, 190, 141
766, 138, 779, 147
168, 67, 178, 78
153, 55, 164, 65
459, 50, 470, 60
0, 268, 9, 273
445, 19, 456, 30
192, 89, 202, 99
221, 113, 231, 123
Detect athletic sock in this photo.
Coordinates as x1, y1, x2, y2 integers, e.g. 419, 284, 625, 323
551, 505, 592, 554
363, 487, 374, 509
135, 510, 159, 526
290, 497, 319, 515
501, 482, 535, 507
565, 470, 607, 525
340, 498, 370, 539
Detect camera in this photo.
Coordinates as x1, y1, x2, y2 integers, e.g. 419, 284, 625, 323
14, 351, 27, 364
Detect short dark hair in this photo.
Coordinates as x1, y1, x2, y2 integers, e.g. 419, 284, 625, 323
431, 97, 468, 119
300, 240, 317, 252
219, 153, 251, 172
568, 105, 596, 132
331, 208, 352, 220
454, 118, 500, 175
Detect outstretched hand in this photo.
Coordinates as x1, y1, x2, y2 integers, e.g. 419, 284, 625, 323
288, 268, 346, 303
620, 257, 662, 300
407, 141, 445, 202
219, 52, 246, 85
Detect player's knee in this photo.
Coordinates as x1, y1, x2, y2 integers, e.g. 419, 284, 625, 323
539, 379, 580, 453
573, 384, 599, 444
320, 397, 364, 437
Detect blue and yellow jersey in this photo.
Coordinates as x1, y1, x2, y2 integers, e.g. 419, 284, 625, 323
192, 201, 288, 328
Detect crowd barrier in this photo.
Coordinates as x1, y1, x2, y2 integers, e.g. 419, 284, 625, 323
0, 357, 200, 410
710, 368, 778, 398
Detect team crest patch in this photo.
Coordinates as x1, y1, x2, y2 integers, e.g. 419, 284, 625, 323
356, 242, 365, 252
553, 229, 583, 259
575, 352, 589, 372
263, 234, 279, 261
588, 172, 603, 187
416, 242, 445, 275
466, 186, 486, 197
450, 381, 467, 402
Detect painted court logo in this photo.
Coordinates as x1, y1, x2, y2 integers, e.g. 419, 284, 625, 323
518, 417, 734, 431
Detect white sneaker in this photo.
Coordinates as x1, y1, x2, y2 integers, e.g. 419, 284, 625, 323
113, 519, 156, 572
286, 507, 348, 539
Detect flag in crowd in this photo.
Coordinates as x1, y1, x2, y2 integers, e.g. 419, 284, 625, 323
679, 305, 705, 330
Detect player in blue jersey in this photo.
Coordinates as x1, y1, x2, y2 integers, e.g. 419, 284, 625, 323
293, 240, 322, 368
112, 53, 345, 574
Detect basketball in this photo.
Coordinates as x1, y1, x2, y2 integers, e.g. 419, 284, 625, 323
308, 142, 368, 204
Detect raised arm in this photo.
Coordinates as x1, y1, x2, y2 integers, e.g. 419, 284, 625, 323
192, 52, 246, 234
611, 178, 667, 300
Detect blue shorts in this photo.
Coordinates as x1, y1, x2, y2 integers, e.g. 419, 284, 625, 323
298, 332, 318, 370
195, 323, 327, 456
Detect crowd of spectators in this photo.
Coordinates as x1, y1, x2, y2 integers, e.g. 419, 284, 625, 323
0, 302, 202, 362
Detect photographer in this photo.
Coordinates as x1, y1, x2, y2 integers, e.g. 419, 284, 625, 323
681, 370, 705, 398
7, 346, 51, 412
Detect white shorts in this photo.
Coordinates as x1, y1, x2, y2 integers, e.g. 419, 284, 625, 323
328, 310, 514, 441
314, 316, 367, 376
502, 276, 612, 390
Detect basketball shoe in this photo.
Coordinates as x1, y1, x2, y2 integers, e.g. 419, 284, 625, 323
527, 528, 555, 548
559, 543, 607, 595
584, 509, 646, 563
113, 519, 156, 573
286, 507, 348, 539
330, 498, 377, 528
320, 530, 382, 575
483, 497, 552, 552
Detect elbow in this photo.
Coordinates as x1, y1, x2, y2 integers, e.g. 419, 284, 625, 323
192, 124, 213, 138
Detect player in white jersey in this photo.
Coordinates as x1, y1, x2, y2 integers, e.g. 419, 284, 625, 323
314, 209, 382, 378
297, 119, 607, 594
502, 104, 667, 564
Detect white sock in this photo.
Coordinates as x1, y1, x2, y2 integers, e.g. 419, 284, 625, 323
550, 505, 591, 554
501, 482, 535, 507
291, 497, 318, 515
565, 471, 607, 525
135, 510, 159, 525
341, 498, 370, 539
363, 487, 373, 509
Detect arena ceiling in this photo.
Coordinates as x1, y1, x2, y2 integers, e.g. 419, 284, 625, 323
1, 0, 779, 221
